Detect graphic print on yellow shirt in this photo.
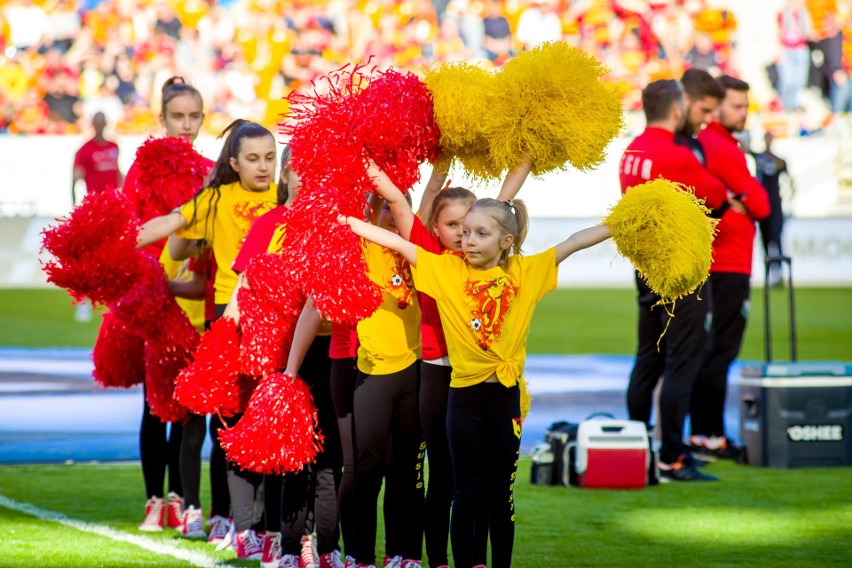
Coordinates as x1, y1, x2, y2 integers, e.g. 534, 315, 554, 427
382, 246, 415, 309
177, 181, 277, 304
464, 275, 518, 350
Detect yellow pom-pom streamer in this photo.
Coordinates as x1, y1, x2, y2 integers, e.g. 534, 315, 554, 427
604, 178, 718, 304
423, 63, 494, 176
486, 41, 624, 176
519, 373, 532, 423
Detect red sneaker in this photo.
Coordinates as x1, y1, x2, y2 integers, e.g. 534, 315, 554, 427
138, 496, 164, 531
236, 529, 263, 560
166, 492, 183, 529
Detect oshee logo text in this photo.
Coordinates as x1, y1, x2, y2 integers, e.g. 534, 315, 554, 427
786, 424, 844, 442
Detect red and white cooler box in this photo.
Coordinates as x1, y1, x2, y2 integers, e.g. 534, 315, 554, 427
574, 419, 649, 489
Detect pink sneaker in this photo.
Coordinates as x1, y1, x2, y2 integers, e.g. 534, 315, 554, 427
138, 496, 164, 531
319, 550, 346, 568
236, 529, 263, 560
206, 515, 232, 545
301, 534, 317, 567
165, 492, 183, 529
260, 531, 282, 568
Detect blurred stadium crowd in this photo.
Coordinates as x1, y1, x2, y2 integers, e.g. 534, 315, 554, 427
1, 0, 851, 135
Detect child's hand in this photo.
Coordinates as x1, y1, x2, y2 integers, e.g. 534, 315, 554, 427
366, 158, 385, 184
337, 214, 349, 226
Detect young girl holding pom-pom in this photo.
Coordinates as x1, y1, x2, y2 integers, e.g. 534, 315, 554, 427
365, 157, 531, 568
339, 198, 610, 568
137, 119, 279, 559
123, 76, 213, 535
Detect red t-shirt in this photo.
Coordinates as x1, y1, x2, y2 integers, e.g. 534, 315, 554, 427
74, 138, 121, 195
329, 322, 359, 359
619, 126, 729, 210
697, 122, 770, 275
231, 205, 289, 274
188, 250, 217, 323
409, 216, 451, 360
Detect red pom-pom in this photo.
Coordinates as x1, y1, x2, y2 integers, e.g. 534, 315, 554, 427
41, 189, 144, 304
174, 317, 244, 416
219, 373, 324, 475
92, 311, 145, 389
129, 136, 210, 221
278, 193, 381, 325
237, 287, 293, 377
144, 341, 190, 423
282, 65, 439, 200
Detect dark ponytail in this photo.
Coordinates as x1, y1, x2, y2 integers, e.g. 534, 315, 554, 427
205, 119, 274, 189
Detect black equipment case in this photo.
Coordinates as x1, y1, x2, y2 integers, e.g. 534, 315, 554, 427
739, 256, 852, 467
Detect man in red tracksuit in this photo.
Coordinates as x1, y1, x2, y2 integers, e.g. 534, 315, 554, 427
691, 76, 771, 459
620, 79, 730, 482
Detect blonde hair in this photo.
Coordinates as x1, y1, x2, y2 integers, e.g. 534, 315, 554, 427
426, 186, 476, 229
469, 197, 530, 265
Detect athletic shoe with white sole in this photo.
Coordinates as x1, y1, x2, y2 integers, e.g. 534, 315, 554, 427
319, 550, 346, 568
301, 534, 318, 567
207, 515, 232, 545
259, 531, 282, 568
166, 492, 183, 529
139, 496, 165, 531
181, 506, 207, 539
236, 529, 263, 560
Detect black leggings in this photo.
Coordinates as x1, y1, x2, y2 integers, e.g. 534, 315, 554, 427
626, 274, 709, 464
180, 414, 206, 509
447, 383, 520, 568
209, 414, 231, 518
140, 386, 183, 499
420, 362, 453, 567
331, 357, 357, 557
352, 362, 425, 564
280, 336, 343, 556
691, 272, 751, 437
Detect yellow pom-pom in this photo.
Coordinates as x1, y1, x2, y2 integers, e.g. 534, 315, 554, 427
604, 178, 718, 303
519, 374, 531, 423
423, 63, 494, 174
485, 41, 624, 176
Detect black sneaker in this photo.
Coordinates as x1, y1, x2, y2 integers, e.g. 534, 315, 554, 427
692, 437, 742, 461
658, 456, 719, 482
683, 451, 711, 468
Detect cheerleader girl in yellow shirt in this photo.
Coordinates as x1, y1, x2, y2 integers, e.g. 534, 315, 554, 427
137, 119, 279, 560
339, 199, 610, 568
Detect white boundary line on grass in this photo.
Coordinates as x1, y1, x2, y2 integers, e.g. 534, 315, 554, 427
0, 493, 228, 568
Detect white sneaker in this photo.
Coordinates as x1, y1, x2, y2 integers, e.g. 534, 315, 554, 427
207, 514, 232, 544
181, 506, 207, 539
138, 496, 164, 531
215, 521, 236, 551
279, 554, 300, 568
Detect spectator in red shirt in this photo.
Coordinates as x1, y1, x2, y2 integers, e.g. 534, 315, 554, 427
620, 79, 728, 482
72, 111, 122, 205
691, 76, 770, 460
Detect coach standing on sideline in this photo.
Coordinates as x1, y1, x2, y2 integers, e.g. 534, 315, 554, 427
619, 80, 729, 482
690, 76, 770, 460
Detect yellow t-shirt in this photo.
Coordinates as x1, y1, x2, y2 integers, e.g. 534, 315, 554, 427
411, 247, 558, 388
177, 181, 277, 304
159, 247, 206, 333
356, 242, 421, 375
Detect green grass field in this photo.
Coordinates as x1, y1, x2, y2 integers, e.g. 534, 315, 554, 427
1, 461, 850, 567
1, 287, 851, 566
2, 286, 851, 359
